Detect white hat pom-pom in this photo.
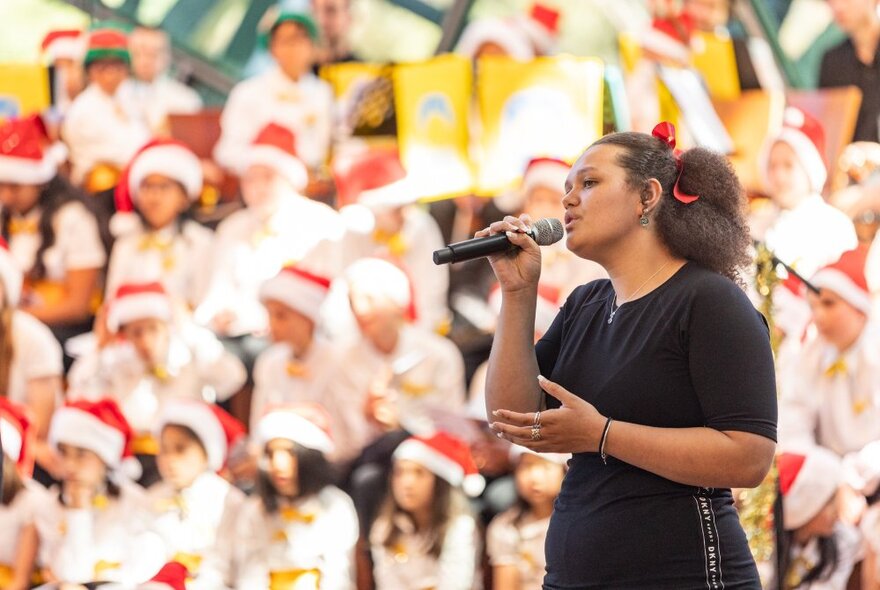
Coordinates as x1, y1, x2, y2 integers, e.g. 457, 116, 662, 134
463, 473, 486, 497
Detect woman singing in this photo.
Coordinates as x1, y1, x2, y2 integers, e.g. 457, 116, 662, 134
482, 123, 777, 589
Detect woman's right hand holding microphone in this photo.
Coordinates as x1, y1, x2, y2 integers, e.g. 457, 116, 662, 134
474, 214, 542, 294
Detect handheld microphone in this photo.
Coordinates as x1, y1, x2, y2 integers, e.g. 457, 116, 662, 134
433, 218, 564, 265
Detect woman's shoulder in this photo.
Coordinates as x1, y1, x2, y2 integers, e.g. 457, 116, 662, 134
566, 277, 613, 307
677, 263, 755, 307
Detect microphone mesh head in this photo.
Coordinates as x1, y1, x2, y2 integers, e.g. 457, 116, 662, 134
532, 218, 565, 246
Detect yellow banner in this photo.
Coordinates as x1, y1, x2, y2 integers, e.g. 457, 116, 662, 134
476, 56, 604, 196
320, 62, 395, 138
392, 54, 473, 200
0, 64, 50, 119
691, 32, 741, 101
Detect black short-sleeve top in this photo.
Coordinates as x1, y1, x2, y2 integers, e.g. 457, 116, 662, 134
537, 262, 777, 589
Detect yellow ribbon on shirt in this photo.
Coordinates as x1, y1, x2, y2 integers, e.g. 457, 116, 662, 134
0, 564, 12, 588
372, 229, 407, 257
286, 360, 310, 378
171, 551, 202, 577
269, 568, 321, 590
132, 432, 159, 455
823, 358, 848, 378
8, 217, 38, 235
138, 233, 176, 271
279, 507, 316, 524
93, 559, 122, 580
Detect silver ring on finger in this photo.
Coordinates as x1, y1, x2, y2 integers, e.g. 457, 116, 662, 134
533, 411, 541, 427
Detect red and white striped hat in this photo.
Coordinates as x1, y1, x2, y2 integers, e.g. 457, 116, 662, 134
256, 402, 334, 454
259, 265, 331, 324
394, 431, 486, 496
0, 115, 62, 185
156, 400, 246, 472
49, 398, 134, 469
0, 397, 35, 476
241, 123, 308, 192
0, 236, 22, 306
811, 248, 871, 314
106, 282, 173, 333
779, 447, 842, 531
40, 29, 85, 63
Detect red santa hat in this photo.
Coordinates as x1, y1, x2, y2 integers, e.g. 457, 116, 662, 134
241, 123, 308, 192
394, 431, 486, 496
333, 148, 414, 209
256, 402, 335, 454
41, 29, 85, 63
117, 139, 203, 207
810, 248, 871, 314
495, 156, 570, 213
106, 282, 174, 333
345, 257, 417, 321
0, 236, 22, 307
155, 400, 245, 472
259, 265, 331, 324
0, 398, 35, 477
515, 3, 562, 56
112, 139, 203, 235
49, 398, 134, 469
779, 447, 842, 531
763, 107, 827, 194
138, 561, 188, 590
0, 115, 62, 185
455, 17, 535, 61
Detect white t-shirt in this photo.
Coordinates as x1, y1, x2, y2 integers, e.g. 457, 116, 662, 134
7, 310, 63, 404
7, 201, 107, 281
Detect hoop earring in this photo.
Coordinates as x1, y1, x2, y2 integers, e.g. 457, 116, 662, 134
639, 212, 649, 227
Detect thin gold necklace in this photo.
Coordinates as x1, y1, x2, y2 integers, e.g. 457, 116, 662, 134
608, 261, 672, 324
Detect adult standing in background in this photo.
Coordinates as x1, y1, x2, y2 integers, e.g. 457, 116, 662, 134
311, 0, 358, 68
819, 0, 880, 142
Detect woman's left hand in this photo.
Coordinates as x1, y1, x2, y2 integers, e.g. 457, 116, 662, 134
490, 375, 606, 454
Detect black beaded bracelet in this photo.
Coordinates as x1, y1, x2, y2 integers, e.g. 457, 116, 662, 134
599, 417, 614, 465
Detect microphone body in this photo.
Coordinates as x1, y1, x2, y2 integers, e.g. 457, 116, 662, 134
433, 218, 564, 265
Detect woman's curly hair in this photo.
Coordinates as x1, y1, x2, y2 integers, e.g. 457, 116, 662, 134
592, 131, 751, 285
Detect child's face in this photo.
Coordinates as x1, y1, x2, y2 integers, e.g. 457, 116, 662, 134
266, 439, 299, 498
264, 299, 315, 351
241, 164, 284, 211
157, 425, 209, 490
137, 173, 189, 230
514, 453, 565, 509
391, 459, 436, 514
766, 141, 813, 209
0, 182, 41, 214
807, 289, 867, 351
121, 317, 170, 365
524, 185, 564, 224
798, 492, 840, 540
57, 443, 107, 489
269, 21, 315, 79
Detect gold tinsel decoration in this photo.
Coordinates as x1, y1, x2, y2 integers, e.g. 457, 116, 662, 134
736, 243, 780, 568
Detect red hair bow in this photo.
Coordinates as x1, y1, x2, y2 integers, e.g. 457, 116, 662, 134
652, 122, 699, 204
